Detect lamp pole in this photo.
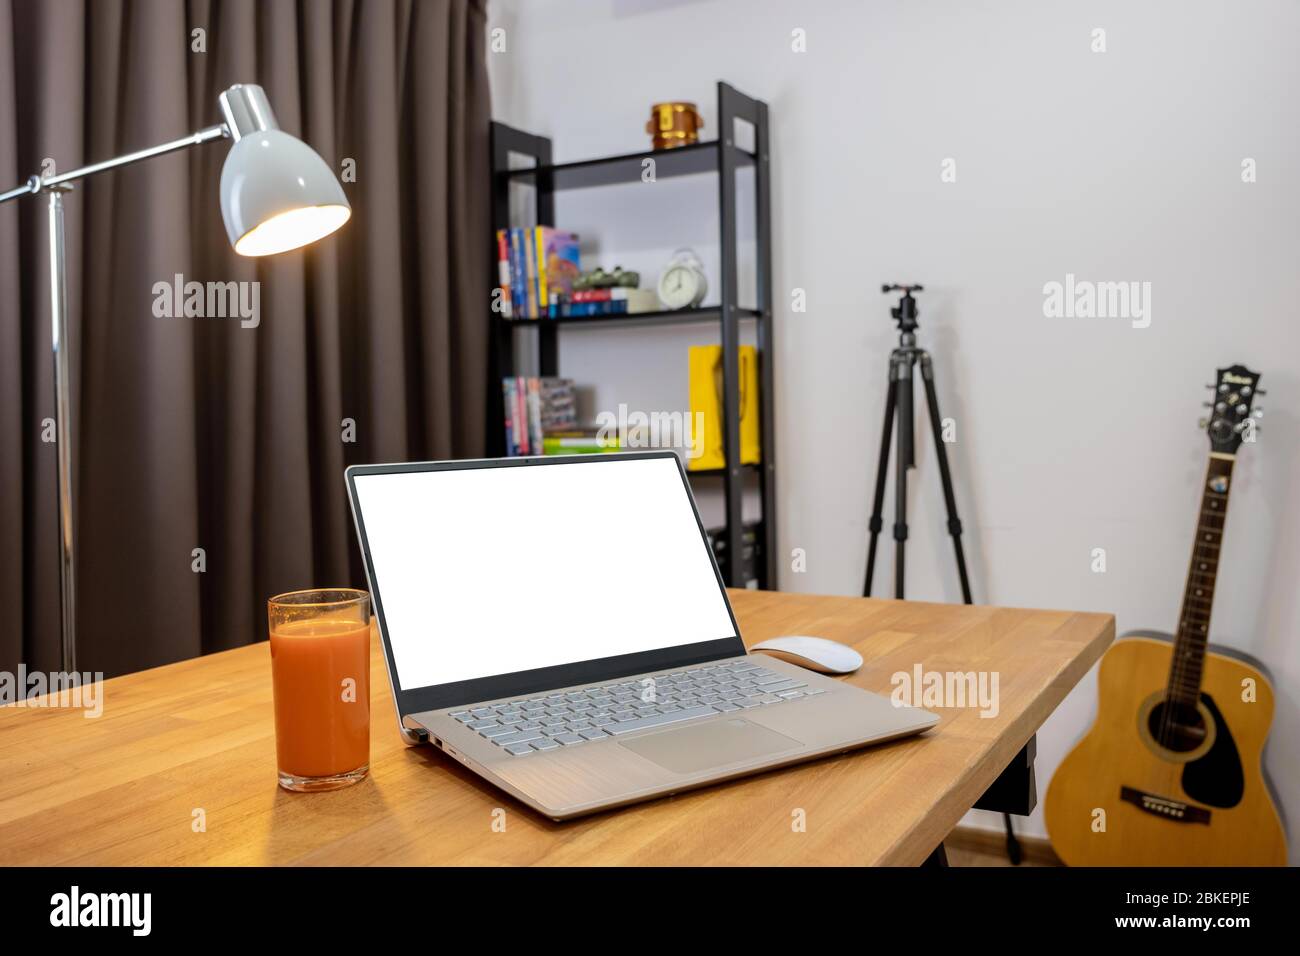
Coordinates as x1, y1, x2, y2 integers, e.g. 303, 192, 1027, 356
1, 125, 232, 675
47, 185, 75, 672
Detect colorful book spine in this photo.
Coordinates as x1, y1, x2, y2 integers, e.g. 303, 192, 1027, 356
543, 435, 620, 448
557, 300, 630, 317
527, 377, 542, 455
505, 376, 517, 454
502, 378, 515, 454
569, 288, 623, 302
534, 228, 548, 315
523, 232, 538, 318
556, 288, 657, 316
542, 441, 622, 455
497, 226, 582, 321
517, 378, 523, 454
495, 229, 512, 319
501, 374, 512, 455
508, 229, 526, 319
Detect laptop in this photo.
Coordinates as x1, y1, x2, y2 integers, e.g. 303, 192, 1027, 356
345, 451, 937, 820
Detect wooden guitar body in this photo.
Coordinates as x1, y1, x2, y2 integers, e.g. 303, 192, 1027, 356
1045, 632, 1286, 866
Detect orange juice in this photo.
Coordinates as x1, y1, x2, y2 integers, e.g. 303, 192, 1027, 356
269, 618, 370, 781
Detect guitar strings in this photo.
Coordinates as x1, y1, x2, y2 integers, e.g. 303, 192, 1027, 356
1160, 471, 1199, 749
1160, 460, 1230, 751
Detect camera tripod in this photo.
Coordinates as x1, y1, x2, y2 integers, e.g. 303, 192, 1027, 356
863, 285, 972, 603
863, 285, 1023, 865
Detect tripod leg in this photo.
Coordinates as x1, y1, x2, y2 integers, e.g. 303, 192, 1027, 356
894, 361, 913, 599
1003, 811, 1023, 866
863, 375, 897, 597
920, 354, 973, 604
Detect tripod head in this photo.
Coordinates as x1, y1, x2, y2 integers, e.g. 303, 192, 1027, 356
882, 284, 923, 333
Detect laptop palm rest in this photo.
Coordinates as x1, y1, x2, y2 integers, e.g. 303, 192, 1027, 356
618, 718, 802, 775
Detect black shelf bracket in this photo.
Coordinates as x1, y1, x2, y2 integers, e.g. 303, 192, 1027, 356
973, 734, 1038, 817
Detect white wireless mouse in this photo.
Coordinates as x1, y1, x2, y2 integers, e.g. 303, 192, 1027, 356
749, 636, 863, 674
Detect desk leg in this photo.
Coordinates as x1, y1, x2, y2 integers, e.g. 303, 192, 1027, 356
921, 843, 949, 867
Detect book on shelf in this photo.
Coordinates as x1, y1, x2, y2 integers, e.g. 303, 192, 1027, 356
523, 231, 538, 318
555, 287, 659, 317
568, 288, 646, 302
501, 376, 527, 454
537, 227, 581, 315
502, 376, 585, 456
542, 423, 660, 455
493, 227, 581, 319
541, 428, 623, 456
494, 230, 512, 318
499, 379, 646, 457
507, 229, 526, 318
493, 227, 671, 319
538, 377, 578, 431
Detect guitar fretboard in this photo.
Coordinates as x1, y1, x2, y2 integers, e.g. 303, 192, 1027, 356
1168, 455, 1235, 708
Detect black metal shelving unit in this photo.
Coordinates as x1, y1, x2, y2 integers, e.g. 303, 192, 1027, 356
488, 81, 775, 590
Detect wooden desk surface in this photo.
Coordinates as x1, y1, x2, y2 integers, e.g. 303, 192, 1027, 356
0, 591, 1112, 866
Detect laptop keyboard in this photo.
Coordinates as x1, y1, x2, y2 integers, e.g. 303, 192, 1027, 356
449, 659, 824, 756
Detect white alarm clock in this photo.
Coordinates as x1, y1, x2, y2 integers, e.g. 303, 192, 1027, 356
657, 248, 708, 310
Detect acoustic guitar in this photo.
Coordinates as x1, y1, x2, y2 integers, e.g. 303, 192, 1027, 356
1045, 365, 1286, 866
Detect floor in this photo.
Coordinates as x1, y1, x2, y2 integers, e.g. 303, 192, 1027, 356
944, 826, 1062, 867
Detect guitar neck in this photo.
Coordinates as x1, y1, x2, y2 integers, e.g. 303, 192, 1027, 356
1168, 454, 1235, 707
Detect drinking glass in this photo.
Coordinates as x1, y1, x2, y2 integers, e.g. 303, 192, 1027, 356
268, 588, 371, 792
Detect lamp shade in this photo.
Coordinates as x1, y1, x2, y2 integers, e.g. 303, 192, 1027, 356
215, 85, 349, 257
219, 130, 351, 256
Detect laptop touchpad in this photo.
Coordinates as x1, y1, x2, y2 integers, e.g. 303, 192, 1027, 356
619, 718, 802, 774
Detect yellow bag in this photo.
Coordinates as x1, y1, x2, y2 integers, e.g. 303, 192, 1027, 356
688, 345, 760, 470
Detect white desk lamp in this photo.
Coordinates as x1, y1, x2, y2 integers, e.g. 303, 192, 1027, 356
0, 84, 351, 671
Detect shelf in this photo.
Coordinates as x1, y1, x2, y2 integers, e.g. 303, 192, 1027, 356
488, 81, 775, 589
501, 140, 755, 191
496, 307, 760, 330
685, 463, 762, 477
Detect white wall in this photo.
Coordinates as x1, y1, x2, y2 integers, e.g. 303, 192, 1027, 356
487, 0, 1300, 859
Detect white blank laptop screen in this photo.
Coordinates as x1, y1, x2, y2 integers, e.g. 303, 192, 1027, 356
352, 456, 737, 691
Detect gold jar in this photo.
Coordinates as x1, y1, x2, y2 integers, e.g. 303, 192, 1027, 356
646, 102, 704, 150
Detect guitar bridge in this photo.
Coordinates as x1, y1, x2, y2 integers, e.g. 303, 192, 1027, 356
1120, 786, 1211, 825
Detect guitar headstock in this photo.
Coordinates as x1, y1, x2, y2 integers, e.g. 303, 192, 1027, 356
1201, 365, 1263, 454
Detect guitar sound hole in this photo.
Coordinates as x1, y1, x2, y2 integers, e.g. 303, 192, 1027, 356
1147, 701, 1207, 753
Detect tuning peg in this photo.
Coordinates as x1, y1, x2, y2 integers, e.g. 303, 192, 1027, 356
1202, 401, 1214, 408
1256, 388, 1268, 397
1252, 408, 1264, 418
1206, 383, 1217, 389
1198, 417, 1209, 428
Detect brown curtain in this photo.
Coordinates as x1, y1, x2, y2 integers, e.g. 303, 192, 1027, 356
0, 0, 490, 677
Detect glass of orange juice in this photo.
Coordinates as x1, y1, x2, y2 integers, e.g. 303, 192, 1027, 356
268, 588, 371, 792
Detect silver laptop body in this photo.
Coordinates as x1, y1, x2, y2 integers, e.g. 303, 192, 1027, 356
346, 451, 937, 820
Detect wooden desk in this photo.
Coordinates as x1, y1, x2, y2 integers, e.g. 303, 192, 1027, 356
0, 591, 1112, 866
